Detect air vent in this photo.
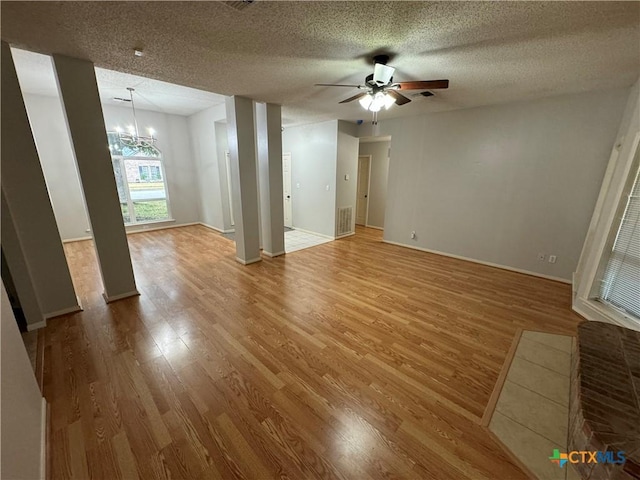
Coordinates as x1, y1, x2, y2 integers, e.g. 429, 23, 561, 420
337, 207, 353, 237
222, 0, 255, 10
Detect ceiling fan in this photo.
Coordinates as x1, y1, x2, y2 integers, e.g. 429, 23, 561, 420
316, 55, 449, 112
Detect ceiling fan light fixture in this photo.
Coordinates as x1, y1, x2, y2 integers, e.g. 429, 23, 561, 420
360, 92, 396, 112
359, 94, 373, 110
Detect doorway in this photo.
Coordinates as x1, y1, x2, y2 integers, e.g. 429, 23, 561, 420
224, 151, 235, 227
283, 152, 292, 228
356, 155, 371, 226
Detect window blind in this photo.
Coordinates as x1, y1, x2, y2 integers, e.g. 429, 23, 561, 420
600, 164, 640, 319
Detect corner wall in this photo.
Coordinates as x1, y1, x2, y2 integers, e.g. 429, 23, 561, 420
187, 103, 229, 231
336, 120, 359, 236
365, 88, 629, 281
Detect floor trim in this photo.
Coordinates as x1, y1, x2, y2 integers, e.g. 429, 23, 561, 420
263, 250, 285, 258
236, 256, 262, 265
199, 222, 235, 234
482, 328, 523, 427
364, 224, 384, 230
336, 232, 356, 239
291, 227, 335, 240
40, 397, 48, 480
484, 427, 538, 480
43, 303, 83, 320
102, 290, 141, 303
27, 320, 47, 331
35, 329, 45, 392
382, 240, 572, 284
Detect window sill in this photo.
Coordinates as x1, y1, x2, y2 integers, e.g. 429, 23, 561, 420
573, 296, 640, 332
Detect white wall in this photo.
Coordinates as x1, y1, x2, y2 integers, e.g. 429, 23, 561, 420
336, 121, 359, 236
24, 93, 202, 239
366, 88, 629, 281
23, 94, 90, 239
187, 103, 229, 231
282, 120, 338, 237
358, 140, 390, 229
1, 282, 46, 480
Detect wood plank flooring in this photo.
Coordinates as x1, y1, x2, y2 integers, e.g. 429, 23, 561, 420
44, 225, 582, 479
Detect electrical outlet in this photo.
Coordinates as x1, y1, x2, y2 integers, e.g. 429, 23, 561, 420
537, 253, 545, 261
548, 255, 557, 264
411, 231, 416, 239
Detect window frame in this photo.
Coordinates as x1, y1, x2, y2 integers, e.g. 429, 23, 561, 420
111, 153, 173, 226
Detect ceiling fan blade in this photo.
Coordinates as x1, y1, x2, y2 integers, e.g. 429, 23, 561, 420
396, 79, 449, 90
373, 63, 395, 86
315, 83, 363, 88
387, 89, 411, 106
339, 92, 368, 104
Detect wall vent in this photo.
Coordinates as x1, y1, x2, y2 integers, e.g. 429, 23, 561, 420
337, 207, 353, 237
222, 0, 256, 11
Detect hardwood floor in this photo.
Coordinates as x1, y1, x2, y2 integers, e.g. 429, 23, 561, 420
45, 225, 582, 479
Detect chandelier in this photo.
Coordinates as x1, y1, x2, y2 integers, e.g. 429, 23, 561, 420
108, 88, 159, 157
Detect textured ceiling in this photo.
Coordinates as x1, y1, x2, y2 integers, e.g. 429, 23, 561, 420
2, 1, 639, 126
11, 48, 226, 116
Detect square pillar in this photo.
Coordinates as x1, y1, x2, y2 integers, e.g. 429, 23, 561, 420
52, 54, 138, 302
256, 103, 285, 257
225, 96, 261, 265
1, 42, 80, 326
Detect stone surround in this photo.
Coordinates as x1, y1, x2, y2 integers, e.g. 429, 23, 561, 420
569, 322, 640, 480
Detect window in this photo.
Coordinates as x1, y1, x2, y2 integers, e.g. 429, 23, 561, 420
598, 151, 640, 320
108, 132, 171, 224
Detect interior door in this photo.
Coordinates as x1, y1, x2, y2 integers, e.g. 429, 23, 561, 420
356, 155, 371, 226
283, 153, 292, 227
224, 151, 235, 226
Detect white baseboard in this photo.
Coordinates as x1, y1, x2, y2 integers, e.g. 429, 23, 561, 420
382, 240, 572, 284
40, 397, 47, 480
291, 227, 336, 240
43, 302, 83, 320
236, 256, 262, 265
126, 221, 196, 235
62, 235, 92, 243
102, 289, 140, 303
263, 250, 285, 258
364, 224, 384, 231
26, 320, 47, 331
199, 222, 234, 234
336, 232, 356, 239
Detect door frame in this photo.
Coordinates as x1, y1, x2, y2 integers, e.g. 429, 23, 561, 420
283, 152, 293, 228
224, 151, 235, 226
356, 154, 373, 227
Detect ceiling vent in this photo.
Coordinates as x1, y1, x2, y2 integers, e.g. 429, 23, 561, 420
222, 0, 256, 11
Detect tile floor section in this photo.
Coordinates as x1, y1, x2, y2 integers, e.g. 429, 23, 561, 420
285, 229, 332, 253
489, 331, 580, 480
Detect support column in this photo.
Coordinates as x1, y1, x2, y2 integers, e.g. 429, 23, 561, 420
52, 54, 138, 302
256, 103, 285, 257
225, 96, 261, 264
1, 42, 80, 326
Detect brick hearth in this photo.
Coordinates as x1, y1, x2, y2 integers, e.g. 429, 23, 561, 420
569, 321, 640, 479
